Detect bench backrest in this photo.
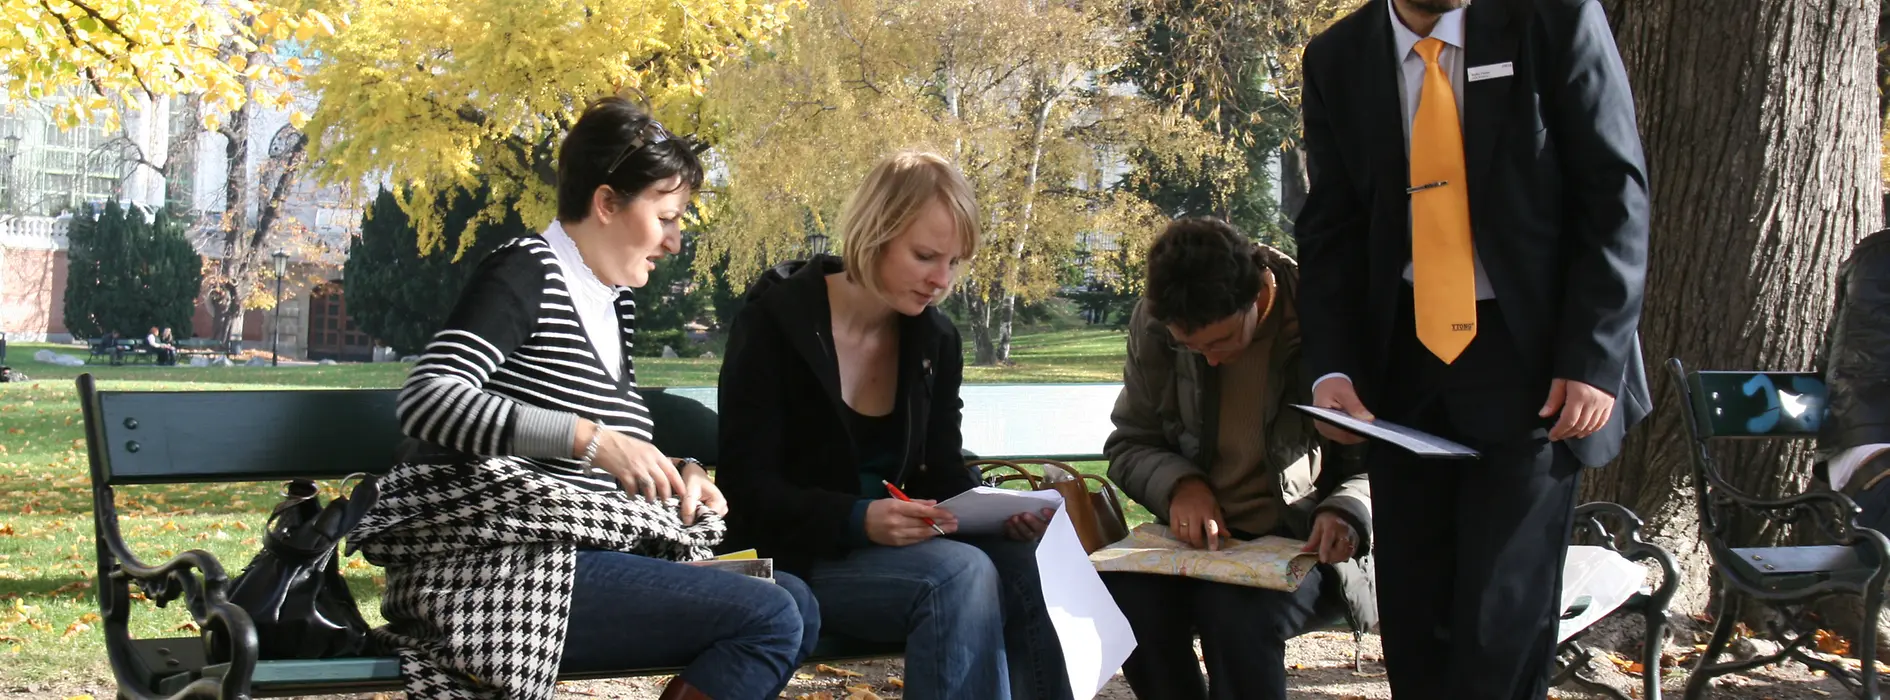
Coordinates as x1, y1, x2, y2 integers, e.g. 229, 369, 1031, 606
76, 375, 1120, 486
1669, 360, 1827, 441
76, 375, 721, 486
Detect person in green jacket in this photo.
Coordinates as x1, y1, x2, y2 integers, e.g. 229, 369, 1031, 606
1100, 217, 1376, 700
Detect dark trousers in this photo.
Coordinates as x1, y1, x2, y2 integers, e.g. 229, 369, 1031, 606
1100, 560, 1335, 700
1370, 294, 1581, 700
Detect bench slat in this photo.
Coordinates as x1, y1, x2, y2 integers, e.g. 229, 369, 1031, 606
169, 638, 910, 696
91, 390, 406, 484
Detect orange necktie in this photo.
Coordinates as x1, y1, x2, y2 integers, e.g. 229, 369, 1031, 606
1409, 37, 1477, 364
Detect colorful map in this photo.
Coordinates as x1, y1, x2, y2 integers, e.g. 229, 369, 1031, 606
1088, 523, 1319, 592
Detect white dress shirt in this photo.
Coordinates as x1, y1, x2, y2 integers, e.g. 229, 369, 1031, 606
1390, 1, 1495, 300
1314, 4, 1496, 394
542, 221, 626, 380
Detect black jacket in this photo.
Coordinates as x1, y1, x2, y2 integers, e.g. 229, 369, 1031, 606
1296, 0, 1652, 466
1820, 229, 1890, 456
715, 255, 979, 575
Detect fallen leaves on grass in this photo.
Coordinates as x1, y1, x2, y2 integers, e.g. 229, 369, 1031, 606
844, 685, 882, 700
0, 523, 12, 536
792, 693, 833, 700
887, 677, 904, 689
49, 580, 91, 595
815, 663, 864, 678
61, 621, 92, 639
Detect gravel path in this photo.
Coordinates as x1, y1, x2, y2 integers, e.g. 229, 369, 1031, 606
11, 630, 1866, 699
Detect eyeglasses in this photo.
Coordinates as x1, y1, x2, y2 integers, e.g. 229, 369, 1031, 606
1165, 304, 1255, 356
604, 121, 674, 176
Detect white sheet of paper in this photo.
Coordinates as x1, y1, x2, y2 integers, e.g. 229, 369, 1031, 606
1556, 545, 1646, 643
1036, 500, 1137, 700
1289, 404, 1481, 458
936, 486, 1064, 535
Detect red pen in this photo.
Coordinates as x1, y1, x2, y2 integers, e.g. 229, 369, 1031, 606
882, 480, 948, 536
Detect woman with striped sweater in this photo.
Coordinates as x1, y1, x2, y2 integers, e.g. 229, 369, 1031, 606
349, 98, 817, 700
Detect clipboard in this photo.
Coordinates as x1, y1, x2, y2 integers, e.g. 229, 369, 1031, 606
1290, 404, 1481, 458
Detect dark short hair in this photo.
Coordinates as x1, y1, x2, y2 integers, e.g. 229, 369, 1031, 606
1144, 217, 1261, 332
556, 97, 706, 223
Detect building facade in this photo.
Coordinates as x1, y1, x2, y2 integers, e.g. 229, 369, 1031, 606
0, 91, 371, 359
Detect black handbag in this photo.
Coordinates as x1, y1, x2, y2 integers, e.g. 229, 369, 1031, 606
225, 476, 379, 659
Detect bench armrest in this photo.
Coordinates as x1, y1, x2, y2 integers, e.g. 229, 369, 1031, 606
1571, 502, 1680, 612
1703, 482, 1885, 549
93, 487, 259, 700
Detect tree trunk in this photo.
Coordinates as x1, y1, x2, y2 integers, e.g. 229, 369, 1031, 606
1580, 0, 1880, 617
966, 286, 998, 365
209, 101, 252, 343
1280, 142, 1310, 227
997, 89, 1061, 365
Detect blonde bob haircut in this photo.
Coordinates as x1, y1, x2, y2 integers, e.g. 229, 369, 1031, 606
839, 150, 982, 300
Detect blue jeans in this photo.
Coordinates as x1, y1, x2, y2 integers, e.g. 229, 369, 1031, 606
804, 536, 1072, 700
561, 549, 821, 699
1101, 566, 1333, 700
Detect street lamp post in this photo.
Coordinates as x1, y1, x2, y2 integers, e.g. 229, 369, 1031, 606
807, 231, 829, 257
271, 251, 288, 367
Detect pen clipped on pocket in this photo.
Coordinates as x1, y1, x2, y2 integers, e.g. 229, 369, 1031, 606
1406, 180, 1448, 194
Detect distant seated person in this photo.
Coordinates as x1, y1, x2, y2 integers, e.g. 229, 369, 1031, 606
144, 326, 176, 365
1820, 227, 1890, 531
1100, 218, 1375, 700
715, 151, 1072, 700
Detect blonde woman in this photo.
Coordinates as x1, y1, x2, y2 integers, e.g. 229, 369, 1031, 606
715, 151, 1071, 700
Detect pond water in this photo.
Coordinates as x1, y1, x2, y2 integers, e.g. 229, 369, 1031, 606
654, 383, 1123, 459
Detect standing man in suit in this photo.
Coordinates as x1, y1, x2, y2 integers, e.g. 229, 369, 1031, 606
1295, 0, 1651, 698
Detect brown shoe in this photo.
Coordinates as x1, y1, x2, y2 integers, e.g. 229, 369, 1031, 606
658, 676, 714, 700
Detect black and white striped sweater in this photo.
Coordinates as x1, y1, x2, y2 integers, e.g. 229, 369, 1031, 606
397, 234, 653, 492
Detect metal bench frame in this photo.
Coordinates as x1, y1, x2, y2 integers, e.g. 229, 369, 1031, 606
1550, 502, 1682, 700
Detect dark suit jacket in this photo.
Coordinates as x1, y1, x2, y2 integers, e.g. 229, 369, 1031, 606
1295, 0, 1652, 467
714, 255, 979, 575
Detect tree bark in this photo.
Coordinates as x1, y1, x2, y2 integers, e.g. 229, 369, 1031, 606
1579, 0, 1880, 616
1280, 142, 1309, 227
967, 287, 998, 365
208, 101, 252, 344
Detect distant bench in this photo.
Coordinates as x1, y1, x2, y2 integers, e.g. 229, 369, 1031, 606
76, 376, 1671, 699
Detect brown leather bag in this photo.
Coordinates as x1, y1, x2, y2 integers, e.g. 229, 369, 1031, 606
971, 458, 1130, 554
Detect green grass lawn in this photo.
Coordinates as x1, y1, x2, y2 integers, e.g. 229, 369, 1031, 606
0, 329, 1138, 687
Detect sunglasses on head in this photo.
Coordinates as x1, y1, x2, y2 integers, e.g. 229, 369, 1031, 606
604, 121, 674, 176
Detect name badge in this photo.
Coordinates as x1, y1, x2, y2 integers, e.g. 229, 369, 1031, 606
1468, 62, 1514, 82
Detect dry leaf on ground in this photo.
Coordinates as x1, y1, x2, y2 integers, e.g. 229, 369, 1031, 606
815, 663, 864, 678
1817, 629, 1852, 656
844, 685, 881, 700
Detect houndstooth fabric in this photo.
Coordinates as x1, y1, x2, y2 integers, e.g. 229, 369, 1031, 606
348, 458, 724, 699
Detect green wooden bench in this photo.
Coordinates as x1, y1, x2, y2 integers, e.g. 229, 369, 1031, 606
1669, 359, 1890, 700
76, 375, 1119, 699
78, 373, 1671, 698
